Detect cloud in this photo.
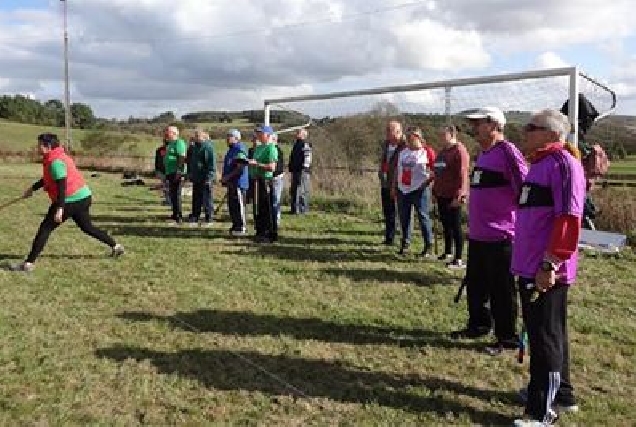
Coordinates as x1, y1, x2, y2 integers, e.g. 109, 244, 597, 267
0, 0, 634, 118
535, 52, 569, 69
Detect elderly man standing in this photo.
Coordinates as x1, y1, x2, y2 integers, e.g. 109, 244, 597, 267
288, 128, 312, 214
450, 107, 528, 356
378, 120, 405, 245
163, 125, 187, 224
512, 110, 585, 427
222, 129, 249, 236
248, 125, 278, 243
187, 130, 216, 227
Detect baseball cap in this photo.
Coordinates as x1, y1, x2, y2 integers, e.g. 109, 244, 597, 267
255, 124, 274, 134
464, 106, 506, 127
226, 129, 241, 139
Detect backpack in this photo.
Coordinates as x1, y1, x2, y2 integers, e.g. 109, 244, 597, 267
583, 144, 609, 178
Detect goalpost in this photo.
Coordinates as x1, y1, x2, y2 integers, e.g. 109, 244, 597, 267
263, 66, 616, 148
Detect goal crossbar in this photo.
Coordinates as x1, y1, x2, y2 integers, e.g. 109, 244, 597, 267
263, 66, 617, 147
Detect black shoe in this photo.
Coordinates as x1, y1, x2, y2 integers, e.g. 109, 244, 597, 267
484, 339, 518, 356
450, 327, 491, 340
382, 239, 394, 246
437, 253, 453, 261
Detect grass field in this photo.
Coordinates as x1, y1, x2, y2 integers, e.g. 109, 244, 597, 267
0, 164, 634, 425
609, 155, 636, 175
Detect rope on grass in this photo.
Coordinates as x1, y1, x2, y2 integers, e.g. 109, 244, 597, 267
170, 314, 311, 400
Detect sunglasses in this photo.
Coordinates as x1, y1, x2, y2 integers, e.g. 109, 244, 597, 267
523, 123, 547, 132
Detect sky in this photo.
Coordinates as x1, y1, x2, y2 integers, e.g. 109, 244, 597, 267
1, 0, 635, 119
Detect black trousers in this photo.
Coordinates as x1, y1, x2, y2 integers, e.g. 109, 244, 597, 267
26, 196, 116, 263
380, 187, 397, 243
227, 185, 247, 231
465, 239, 517, 342
254, 178, 276, 239
437, 197, 464, 260
519, 278, 575, 421
165, 173, 182, 221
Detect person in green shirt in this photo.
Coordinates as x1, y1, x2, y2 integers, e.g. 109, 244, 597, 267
248, 125, 278, 242
163, 125, 187, 224
10, 133, 124, 272
187, 130, 216, 226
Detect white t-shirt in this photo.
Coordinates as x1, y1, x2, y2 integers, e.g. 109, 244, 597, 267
397, 147, 429, 193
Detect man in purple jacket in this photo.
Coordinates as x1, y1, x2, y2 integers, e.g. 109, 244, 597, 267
512, 109, 585, 427
450, 107, 528, 356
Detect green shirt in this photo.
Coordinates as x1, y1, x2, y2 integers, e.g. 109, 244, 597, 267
252, 143, 278, 180
50, 159, 92, 202
164, 138, 187, 175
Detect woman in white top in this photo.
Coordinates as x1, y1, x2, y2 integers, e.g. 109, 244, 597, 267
394, 127, 434, 256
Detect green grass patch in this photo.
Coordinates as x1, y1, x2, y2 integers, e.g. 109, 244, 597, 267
609, 155, 636, 175
0, 163, 634, 425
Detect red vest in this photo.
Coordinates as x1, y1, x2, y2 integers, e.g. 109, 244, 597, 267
42, 147, 86, 202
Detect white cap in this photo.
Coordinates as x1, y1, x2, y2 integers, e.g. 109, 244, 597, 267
464, 106, 506, 127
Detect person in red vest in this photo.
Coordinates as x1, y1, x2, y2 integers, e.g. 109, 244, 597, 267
10, 133, 124, 272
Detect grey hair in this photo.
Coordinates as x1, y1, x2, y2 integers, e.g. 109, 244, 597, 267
532, 109, 571, 141
297, 128, 308, 139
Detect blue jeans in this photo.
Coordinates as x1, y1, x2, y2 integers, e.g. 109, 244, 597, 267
290, 171, 311, 213
272, 174, 285, 226
190, 181, 213, 222
399, 187, 432, 249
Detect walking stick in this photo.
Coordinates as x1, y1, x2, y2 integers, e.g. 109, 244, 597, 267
433, 202, 439, 256
214, 190, 228, 216
0, 195, 25, 212
454, 275, 468, 303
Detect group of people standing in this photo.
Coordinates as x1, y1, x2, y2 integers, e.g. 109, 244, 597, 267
8, 106, 585, 426
379, 120, 469, 267
153, 125, 312, 243
379, 107, 586, 427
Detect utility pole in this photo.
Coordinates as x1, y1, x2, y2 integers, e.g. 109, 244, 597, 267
62, 0, 72, 151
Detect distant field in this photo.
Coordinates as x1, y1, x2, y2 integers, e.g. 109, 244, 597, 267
0, 120, 90, 152
609, 155, 636, 175
0, 120, 257, 158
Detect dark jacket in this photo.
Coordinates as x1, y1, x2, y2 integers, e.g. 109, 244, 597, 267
154, 144, 167, 175
273, 145, 285, 177
188, 140, 216, 183
288, 139, 312, 172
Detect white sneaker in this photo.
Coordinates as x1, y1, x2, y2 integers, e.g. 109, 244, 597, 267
111, 244, 125, 257
230, 229, 247, 237
187, 221, 198, 228
513, 409, 557, 426
201, 221, 213, 228
555, 403, 579, 414
9, 261, 35, 272
447, 259, 466, 269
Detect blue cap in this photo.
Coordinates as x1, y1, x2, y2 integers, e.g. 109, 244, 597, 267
226, 129, 241, 139
255, 124, 274, 134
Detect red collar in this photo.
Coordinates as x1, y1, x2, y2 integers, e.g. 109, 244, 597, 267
528, 142, 563, 163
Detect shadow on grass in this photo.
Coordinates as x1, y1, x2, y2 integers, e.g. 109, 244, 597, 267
92, 214, 169, 224
321, 266, 452, 287
222, 243, 402, 264
107, 224, 224, 239
95, 344, 516, 424
118, 309, 480, 351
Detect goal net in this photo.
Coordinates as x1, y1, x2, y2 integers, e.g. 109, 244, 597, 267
264, 67, 617, 205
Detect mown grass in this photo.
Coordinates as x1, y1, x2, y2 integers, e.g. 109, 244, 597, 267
0, 164, 635, 425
